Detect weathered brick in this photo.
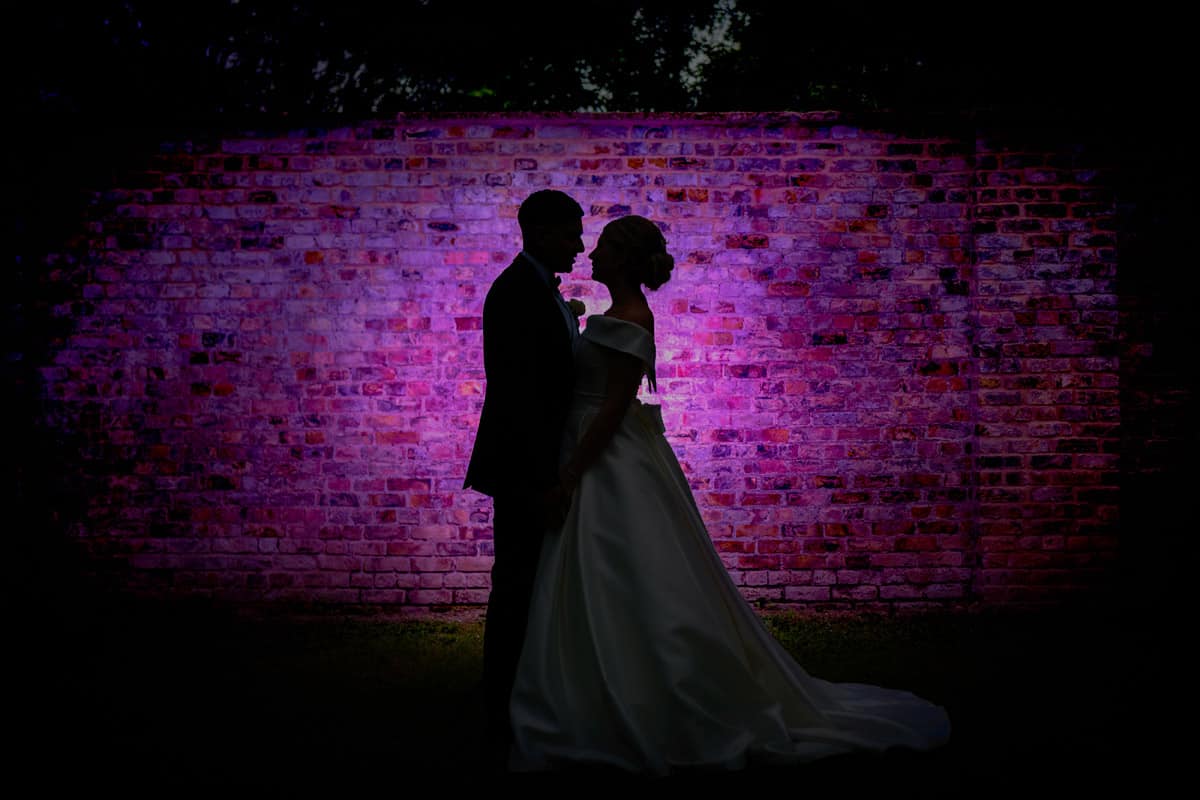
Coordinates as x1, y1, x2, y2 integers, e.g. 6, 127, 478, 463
32, 111, 1126, 616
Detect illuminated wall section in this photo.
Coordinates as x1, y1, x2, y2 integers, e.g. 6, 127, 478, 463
35, 112, 1120, 614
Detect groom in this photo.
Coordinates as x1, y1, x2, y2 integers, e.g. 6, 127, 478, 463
464, 189, 584, 768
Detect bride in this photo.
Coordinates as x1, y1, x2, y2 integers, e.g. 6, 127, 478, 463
507, 215, 951, 775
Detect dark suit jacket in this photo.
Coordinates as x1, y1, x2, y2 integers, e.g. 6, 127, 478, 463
463, 255, 575, 498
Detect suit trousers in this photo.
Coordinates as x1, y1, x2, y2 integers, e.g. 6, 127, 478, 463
482, 492, 546, 761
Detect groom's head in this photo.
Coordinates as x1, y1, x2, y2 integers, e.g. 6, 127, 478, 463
519, 190, 584, 274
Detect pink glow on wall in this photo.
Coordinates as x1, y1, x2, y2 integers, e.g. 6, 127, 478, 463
39, 113, 1121, 614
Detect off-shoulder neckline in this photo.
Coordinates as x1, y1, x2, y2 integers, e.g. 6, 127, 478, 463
588, 314, 654, 338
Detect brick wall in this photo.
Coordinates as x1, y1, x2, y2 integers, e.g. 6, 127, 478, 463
26, 112, 1126, 615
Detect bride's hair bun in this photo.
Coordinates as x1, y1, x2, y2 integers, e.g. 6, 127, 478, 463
605, 214, 674, 291
643, 251, 674, 291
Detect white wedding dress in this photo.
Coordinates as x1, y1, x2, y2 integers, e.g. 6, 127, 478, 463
508, 315, 951, 775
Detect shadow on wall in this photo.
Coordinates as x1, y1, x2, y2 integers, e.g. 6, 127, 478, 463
1115, 138, 1195, 622
10, 125, 165, 609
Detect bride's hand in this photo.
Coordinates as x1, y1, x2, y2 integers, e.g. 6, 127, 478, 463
558, 463, 581, 496
539, 466, 579, 529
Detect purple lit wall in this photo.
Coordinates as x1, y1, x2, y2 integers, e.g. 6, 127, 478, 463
32, 112, 1125, 615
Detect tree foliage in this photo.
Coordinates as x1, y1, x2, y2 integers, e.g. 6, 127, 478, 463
10, 1, 1168, 125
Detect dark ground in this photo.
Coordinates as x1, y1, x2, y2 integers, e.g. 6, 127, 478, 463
11, 582, 1182, 795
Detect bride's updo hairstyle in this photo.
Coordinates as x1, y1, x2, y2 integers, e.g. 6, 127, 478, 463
605, 215, 674, 290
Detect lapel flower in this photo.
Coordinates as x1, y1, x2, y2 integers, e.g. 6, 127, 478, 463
567, 298, 586, 318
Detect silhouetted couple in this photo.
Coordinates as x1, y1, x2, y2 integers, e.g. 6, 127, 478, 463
464, 190, 950, 775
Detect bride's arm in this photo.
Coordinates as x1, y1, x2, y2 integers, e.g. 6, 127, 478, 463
558, 348, 644, 494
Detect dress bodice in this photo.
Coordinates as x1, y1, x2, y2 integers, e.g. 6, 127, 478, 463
572, 315, 657, 401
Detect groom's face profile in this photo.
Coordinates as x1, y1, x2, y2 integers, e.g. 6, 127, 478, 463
528, 218, 585, 274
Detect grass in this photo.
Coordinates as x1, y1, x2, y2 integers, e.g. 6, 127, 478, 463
15, 589, 1179, 793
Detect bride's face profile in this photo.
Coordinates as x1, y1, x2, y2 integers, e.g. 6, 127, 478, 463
588, 231, 624, 286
